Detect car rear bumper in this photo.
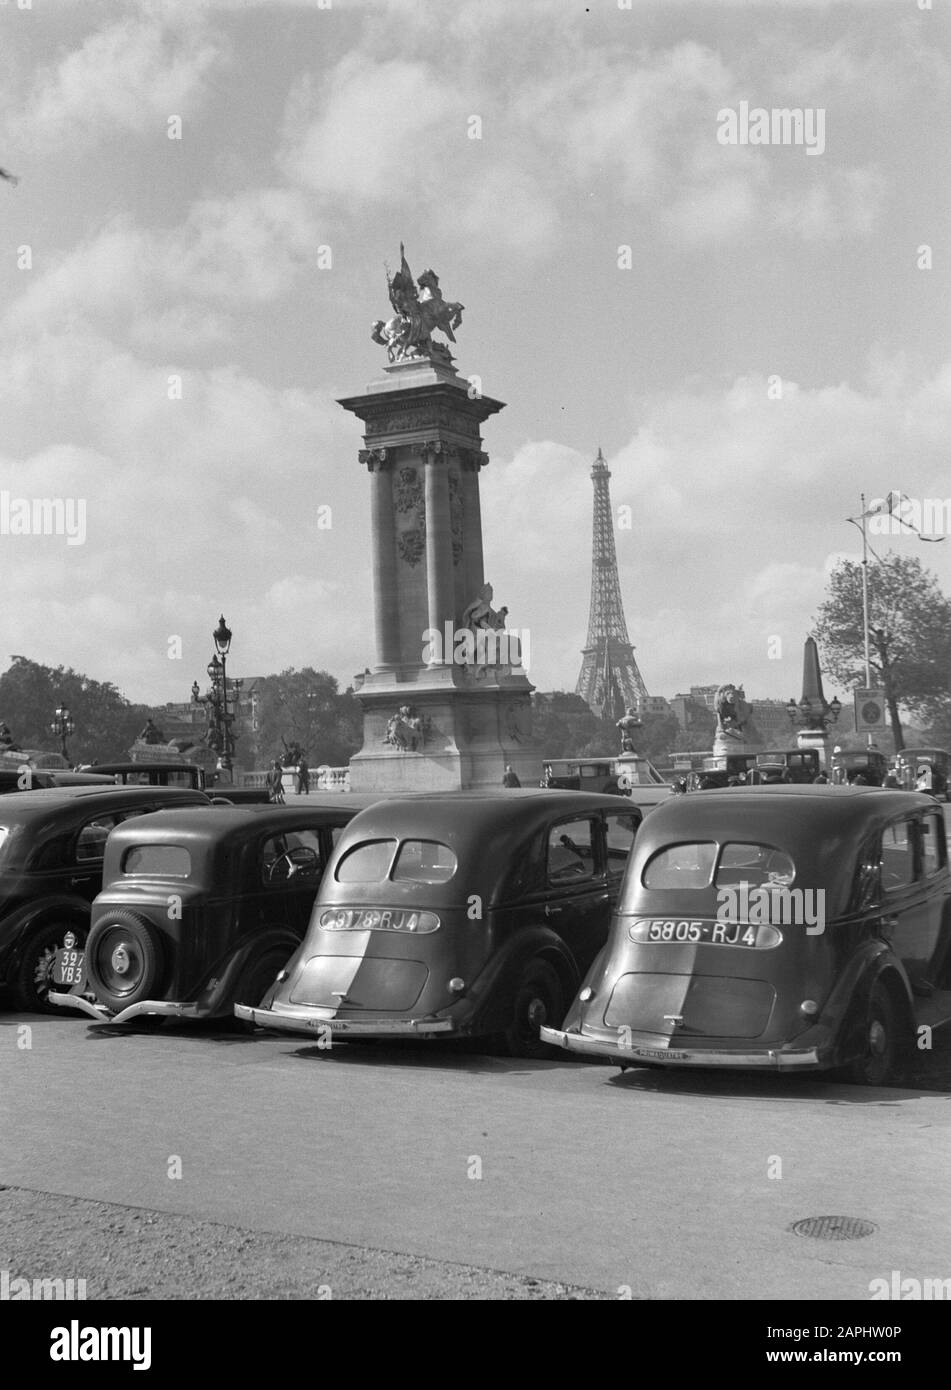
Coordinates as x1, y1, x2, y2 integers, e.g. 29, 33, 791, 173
48, 991, 206, 1025
540, 1025, 821, 1070
234, 1003, 456, 1036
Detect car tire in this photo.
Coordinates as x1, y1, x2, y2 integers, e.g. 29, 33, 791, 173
12, 918, 88, 1013
85, 911, 164, 1012
502, 958, 565, 1060
842, 982, 902, 1087
230, 947, 289, 1031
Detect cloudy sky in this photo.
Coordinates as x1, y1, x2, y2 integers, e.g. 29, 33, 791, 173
1, 0, 949, 708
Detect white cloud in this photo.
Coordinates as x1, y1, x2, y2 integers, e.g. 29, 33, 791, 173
8, 18, 225, 148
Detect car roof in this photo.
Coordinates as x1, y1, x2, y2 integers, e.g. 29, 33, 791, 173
643, 784, 935, 841
0, 785, 208, 820
102, 797, 379, 842
340, 788, 639, 837
81, 761, 201, 773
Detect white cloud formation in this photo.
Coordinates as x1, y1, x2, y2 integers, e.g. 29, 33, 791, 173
7, 18, 225, 148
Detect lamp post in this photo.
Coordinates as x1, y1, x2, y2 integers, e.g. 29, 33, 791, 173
50, 704, 75, 764
193, 615, 241, 783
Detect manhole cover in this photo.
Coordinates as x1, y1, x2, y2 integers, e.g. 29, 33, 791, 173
790, 1215, 877, 1241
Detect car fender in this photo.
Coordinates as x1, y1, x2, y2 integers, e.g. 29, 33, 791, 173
0, 894, 92, 982
816, 938, 914, 1065
461, 925, 580, 1033
194, 926, 300, 1016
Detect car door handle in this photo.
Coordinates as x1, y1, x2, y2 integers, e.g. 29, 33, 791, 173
544, 904, 563, 919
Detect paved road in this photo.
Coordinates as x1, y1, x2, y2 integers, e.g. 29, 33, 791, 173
2, 1013, 950, 1299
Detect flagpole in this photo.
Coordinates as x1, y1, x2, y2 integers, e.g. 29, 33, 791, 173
859, 493, 873, 750
860, 492, 871, 687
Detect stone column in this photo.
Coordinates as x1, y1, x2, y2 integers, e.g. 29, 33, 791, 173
460, 451, 487, 612
361, 450, 400, 671
421, 442, 454, 663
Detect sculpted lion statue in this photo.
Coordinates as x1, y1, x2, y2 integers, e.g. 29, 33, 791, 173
714, 683, 752, 740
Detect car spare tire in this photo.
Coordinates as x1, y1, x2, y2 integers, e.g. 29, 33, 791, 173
85, 911, 164, 1011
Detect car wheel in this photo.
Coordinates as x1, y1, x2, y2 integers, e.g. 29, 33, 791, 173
12, 919, 87, 1013
85, 912, 163, 1012
843, 983, 901, 1087
230, 947, 289, 1031
502, 959, 565, 1060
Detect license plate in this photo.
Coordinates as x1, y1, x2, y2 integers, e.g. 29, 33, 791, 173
52, 947, 85, 987
634, 1047, 688, 1061
629, 918, 777, 948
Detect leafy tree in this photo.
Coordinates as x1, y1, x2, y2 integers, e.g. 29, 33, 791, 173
251, 668, 362, 768
0, 655, 149, 765
813, 556, 951, 751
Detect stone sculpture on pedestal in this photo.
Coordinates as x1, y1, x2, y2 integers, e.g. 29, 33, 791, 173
339, 248, 540, 791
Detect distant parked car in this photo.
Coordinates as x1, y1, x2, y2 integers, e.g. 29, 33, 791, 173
76, 761, 207, 789
0, 767, 116, 793
892, 747, 950, 801
0, 785, 211, 1012
831, 749, 889, 786
236, 790, 643, 1057
543, 785, 951, 1084
49, 800, 376, 1025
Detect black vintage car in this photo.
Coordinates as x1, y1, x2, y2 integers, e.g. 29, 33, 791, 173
543, 786, 951, 1084
49, 800, 375, 1025
236, 790, 643, 1057
0, 785, 211, 1011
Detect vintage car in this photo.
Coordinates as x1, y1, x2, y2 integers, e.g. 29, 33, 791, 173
236, 790, 643, 1056
830, 748, 889, 786
48, 800, 376, 1026
0, 767, 115, 794
542, 786, 951, 1084
747, 749, 821, 785
542, 755, 671, 810
893, 747, 950, 800
0, 785, 211, 1011
690, 752, 759, 790
77, 761, 207, 789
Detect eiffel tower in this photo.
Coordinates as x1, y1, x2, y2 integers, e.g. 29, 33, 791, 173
575, 448, 649, 719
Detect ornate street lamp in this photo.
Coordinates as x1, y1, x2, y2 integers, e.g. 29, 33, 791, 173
50, 704, 75, 763
192, 616, 239, 782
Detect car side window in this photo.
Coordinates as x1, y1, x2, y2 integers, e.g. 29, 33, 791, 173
920, 812, 946, 878
603, 813, 639, 876
75, 814, 122, 863
881, 820, 916, 891
547, 818, 596, 885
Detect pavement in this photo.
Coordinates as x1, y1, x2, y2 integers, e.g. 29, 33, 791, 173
2, 1013, 950, 1299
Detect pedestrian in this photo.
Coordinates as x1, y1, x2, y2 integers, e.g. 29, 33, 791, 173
297, 756, 310, 795
266, 759, 285, 803
502, 764, 521, 788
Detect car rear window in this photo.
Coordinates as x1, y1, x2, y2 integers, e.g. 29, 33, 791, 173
642, 842, 795, 889
335, 839, 398, 882
392, 840, 457, 884
643, 842, 718, 888
122, 845, 191, 877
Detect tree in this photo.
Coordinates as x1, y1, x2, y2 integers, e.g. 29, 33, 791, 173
252, 668, 362, 768
0, 655, 149, 765
812, 556, 951, 751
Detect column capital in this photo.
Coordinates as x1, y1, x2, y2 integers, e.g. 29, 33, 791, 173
358, 447, 389, 472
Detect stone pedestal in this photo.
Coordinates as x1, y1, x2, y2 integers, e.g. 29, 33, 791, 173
338, 354, 542, 791
796, 727, 831, 769
712, 732, 761, 758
